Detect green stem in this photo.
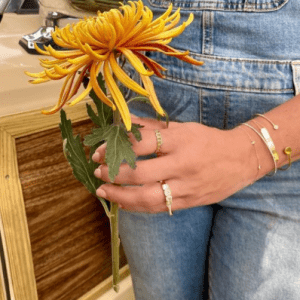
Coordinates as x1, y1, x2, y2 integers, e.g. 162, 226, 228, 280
111, 108, 121, 293
110, 202, 120, 292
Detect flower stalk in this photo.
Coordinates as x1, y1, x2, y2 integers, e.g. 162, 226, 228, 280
110, 201, 120, 292
111, 108, 121, 292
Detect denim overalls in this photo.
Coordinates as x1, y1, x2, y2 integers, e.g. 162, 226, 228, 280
119, 0, 300, 299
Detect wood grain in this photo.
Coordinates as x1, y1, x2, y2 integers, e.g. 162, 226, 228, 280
0, 128, 38, 300
15, 119, 127, 300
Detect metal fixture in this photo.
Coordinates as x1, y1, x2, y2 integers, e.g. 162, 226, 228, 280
0, 0, 11, 23
19, 11, 77, 54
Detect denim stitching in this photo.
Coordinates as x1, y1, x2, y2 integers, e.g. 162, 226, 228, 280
208, 246, 213, 300
202, 11, 214, 55
199, 88, 203, 123
150, 52, 294, 92
154, 50, 293, 65
291, 62, 300, 96
209, 12, 214, 55
148, 0, 289, 12
202, 12, 207, 55
190, 53, 292, 65
223, 91, 230, 129
163, 74, 294, 93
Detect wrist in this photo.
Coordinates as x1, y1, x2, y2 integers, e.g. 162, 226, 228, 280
240, 114, 293, 179
227, 126, 264, 186
232, 123, 275, 183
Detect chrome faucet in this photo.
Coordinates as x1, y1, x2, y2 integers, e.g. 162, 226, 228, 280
0, 0, 10, 22
19, 11, 77, 54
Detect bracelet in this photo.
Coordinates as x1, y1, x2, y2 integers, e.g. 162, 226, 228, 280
242, 123, 278, 176
255, 114, 279, 130
252, 120, 279, 162
279, 147, 293, 171
239, 126, 261, 182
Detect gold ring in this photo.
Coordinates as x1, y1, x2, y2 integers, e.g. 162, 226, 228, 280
155, 130, 163, 156
161, 181, 173, 216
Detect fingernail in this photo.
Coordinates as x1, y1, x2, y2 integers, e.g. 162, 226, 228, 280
94, 168, 101, 177
92, 152, 100, 162
96, 188, 106, 198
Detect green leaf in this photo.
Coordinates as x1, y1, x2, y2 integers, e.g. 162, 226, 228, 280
59, 109, 104, 196
131, 124, 144, 142
127, 96, 151, 106
87, 73, 113, 128
84, 123, 144, 181
84, 126, 109, 147
104, 125, 137, 181
85, 124, 139, 182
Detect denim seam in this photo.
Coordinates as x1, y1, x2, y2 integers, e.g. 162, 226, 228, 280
295, 65, 299, 95
153, 51, 293, 65
148, 0, 289, 12
202, 11, 207, 55
163, 75, 294, 93
291, 61, 300, 96
223, 91, 230, 129
190, 53, 292, 65
208, 247, 213, 300
199, 88, 203, 123
202, 11, 214, 55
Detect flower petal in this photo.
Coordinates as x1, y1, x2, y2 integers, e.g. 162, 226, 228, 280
29, 77, 51, 84
118, 47, 153, 76
104, 60, 132, 131
68, 79, 93, 106
150, 2, 173, 26
34, 43, 50, 56
133, 52, 166, 78
90, 61, 116, 109
45, 45, 84, 59
109, 53, 149, 96
44, 69, 66, 80
140, 74, 165, 116
42, 73, 75, 114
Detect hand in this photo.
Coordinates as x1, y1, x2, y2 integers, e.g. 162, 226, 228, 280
92, 116, 257, 213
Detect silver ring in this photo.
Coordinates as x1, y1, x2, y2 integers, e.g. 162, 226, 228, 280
161, 181, 173, 216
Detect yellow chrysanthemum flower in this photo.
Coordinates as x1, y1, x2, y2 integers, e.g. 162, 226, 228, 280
26, 0, 203, 130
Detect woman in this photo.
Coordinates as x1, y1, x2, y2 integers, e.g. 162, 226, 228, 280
92, 0, 300, 299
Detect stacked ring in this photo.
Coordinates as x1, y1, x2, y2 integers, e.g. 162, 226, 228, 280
154, 130, 163, 156
155, 130, 173, 216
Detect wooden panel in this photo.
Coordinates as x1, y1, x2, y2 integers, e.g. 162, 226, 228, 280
0, 128, 38, 300
15, 119, 127, 300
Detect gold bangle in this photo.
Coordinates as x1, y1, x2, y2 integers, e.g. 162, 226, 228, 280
260, 127, 279, 162
252, 120, 279, 162
279, 147, 292, 171
255, 114, 279, 130
242, 123, 277, 176
239, 126, 261, 182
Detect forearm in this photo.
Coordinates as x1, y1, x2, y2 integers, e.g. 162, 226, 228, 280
237, 94, 300, 181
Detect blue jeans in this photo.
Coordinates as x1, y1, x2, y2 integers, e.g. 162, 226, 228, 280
120, 0, 300, 299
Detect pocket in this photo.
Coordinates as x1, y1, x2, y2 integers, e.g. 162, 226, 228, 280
148, 0, 289, 12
